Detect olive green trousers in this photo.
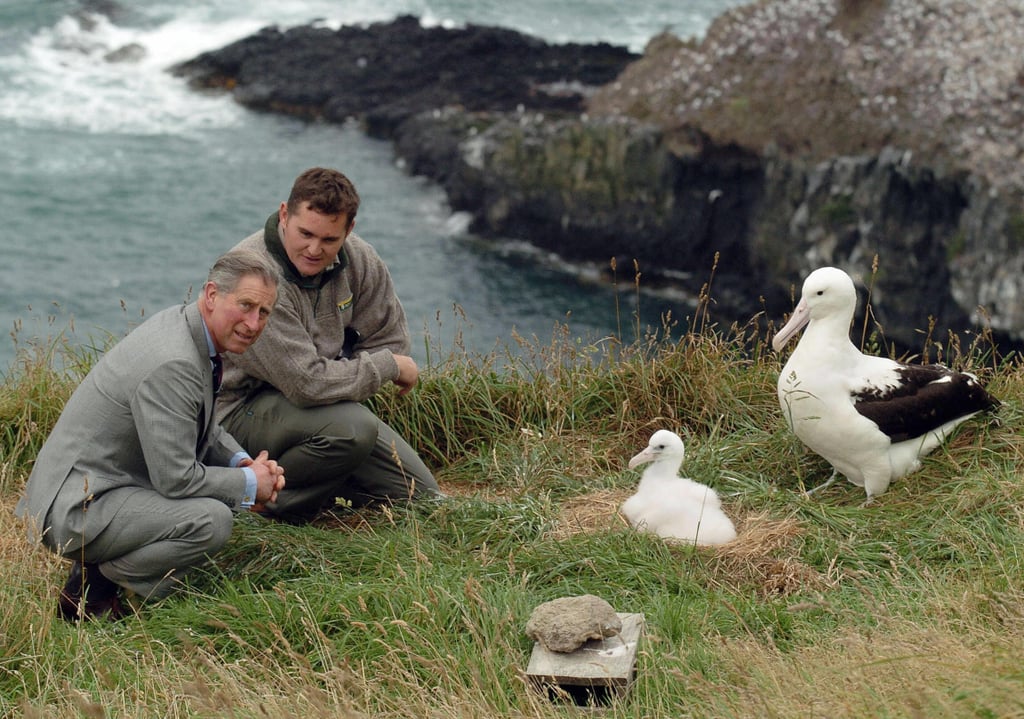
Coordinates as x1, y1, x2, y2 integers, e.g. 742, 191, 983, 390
222, 389, 440, 522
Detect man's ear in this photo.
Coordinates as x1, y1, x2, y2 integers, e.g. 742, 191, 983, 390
201, 281, 218, 311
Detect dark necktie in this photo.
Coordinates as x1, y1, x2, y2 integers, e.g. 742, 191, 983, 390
211, 355, 223, 394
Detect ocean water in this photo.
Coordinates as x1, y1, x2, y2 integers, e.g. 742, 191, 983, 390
0, 0, 745, 373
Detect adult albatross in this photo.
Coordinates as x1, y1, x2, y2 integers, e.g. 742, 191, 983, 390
772, 266, 999, 503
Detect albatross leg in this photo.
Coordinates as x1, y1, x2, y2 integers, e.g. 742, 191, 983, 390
803, 469, 839, 498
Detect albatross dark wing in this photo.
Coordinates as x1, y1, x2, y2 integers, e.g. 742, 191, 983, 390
853, 364, 1000, 442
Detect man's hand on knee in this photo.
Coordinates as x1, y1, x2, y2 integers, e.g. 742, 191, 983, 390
393, 354, 419, 396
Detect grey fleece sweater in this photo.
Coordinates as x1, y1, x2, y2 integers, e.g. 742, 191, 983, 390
215, 216, 410, 423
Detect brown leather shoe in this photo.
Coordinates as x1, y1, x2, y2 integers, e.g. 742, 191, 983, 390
57, 561, 128, 622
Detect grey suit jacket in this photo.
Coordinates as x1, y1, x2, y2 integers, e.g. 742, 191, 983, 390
16, 302, 248, 552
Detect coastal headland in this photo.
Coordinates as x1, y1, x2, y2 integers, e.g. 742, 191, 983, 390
173, 2, 1024, 354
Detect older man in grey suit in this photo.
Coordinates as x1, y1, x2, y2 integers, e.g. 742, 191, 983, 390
17, 249, 286, 621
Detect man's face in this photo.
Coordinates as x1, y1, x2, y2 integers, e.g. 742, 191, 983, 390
279, 201, 352, 277
202, 275, 277, 355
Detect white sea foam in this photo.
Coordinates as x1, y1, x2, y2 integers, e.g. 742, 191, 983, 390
0, 12, 243, 135
0, 0, 411, 136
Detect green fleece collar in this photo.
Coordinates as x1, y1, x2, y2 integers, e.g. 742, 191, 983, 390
262, 212, 348, 290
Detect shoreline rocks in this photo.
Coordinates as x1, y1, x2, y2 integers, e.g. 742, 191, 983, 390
172, 15, 636, 136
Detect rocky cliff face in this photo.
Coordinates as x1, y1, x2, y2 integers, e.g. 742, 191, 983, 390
174, 3, 1024, 353
394, 112, 776, 316
585, 0, 1024, 351
394, 109, 1003, 351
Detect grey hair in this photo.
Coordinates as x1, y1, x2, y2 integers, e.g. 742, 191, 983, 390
207, 249, 281, 293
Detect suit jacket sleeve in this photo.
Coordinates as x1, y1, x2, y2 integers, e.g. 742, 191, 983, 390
132, 356, 246, 507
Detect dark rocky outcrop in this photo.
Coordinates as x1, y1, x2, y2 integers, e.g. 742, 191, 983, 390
173, 5, 1024, 354
394, 112, 774, 311
172, 15, 636, 138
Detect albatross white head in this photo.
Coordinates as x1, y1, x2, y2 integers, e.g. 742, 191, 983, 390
771, 266, 858, 352
628, 429, 686, 474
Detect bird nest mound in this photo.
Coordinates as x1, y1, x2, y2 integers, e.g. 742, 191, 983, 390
710, 512, 828, 597
549, 493, 828, 597
546, 488, 633, 540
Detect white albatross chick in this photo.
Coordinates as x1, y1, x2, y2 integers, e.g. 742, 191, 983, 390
622, 430, 737, 546
772, 266, 1000, 504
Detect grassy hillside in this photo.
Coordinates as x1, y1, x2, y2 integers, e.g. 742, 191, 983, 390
2, 292, 1022, 717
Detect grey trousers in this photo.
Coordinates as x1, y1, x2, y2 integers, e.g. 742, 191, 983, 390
222, 389, 440, 523
57, 487, 234, 600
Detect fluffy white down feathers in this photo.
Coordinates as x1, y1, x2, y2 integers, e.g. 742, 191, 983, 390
621, 430, 737, 546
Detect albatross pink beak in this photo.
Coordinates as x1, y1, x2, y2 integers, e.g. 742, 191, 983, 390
628, 447, 656, 469
771, 298, 810, 352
